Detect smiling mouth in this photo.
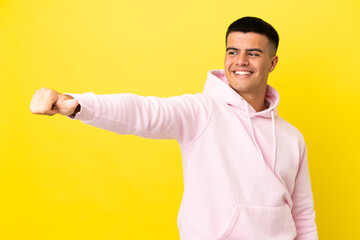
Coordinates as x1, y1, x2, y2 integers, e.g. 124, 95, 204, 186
233, 71, 253, 76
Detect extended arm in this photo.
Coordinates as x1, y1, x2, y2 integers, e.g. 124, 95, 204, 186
30, 88, 212, 144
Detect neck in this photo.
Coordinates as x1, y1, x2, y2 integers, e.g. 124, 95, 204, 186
238, 88, 268, 112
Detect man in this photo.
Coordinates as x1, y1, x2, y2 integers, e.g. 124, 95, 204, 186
30, 17, 318, 240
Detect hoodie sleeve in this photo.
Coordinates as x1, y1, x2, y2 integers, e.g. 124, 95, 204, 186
292, 140, 319, 240
66, 92, 212, 144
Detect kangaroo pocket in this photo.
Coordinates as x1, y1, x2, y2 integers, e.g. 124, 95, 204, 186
216, 204, 297, 240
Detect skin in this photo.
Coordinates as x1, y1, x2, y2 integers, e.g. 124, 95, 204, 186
224, 32, 278, 112
30, 87, 79, 116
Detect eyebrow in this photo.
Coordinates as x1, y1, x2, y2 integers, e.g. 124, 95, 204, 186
226, 47, 263, 53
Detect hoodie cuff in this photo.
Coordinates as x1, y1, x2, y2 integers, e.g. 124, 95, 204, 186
64, 92, 98, 120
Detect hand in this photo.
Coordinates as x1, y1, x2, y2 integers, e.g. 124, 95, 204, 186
30, 87, 79, 116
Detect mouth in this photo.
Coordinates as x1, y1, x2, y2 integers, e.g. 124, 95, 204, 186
233, 70, 254, 78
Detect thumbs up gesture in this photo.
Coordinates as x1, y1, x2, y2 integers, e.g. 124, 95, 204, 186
30, 87, 79, 116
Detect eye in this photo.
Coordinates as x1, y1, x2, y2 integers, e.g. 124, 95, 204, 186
249, 52, 259, 57
228, 51, 237, 56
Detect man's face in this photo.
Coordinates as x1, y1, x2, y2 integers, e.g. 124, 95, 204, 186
224, 32, 278, 97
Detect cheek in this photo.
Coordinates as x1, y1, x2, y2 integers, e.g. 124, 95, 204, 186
254, 62, 269, 74
225, 64, 233, 76
224, 57, 232, 69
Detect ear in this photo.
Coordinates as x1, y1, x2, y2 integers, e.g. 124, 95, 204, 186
269, 55, 278, 72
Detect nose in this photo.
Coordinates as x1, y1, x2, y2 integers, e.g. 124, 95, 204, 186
236, 52, 249, 66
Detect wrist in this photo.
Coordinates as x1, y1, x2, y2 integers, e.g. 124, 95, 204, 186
68, 104, 81, 118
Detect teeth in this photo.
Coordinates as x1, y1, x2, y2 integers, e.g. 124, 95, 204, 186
235, 71, 252, 75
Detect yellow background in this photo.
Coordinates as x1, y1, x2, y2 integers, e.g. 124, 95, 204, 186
1, 0, 359, 239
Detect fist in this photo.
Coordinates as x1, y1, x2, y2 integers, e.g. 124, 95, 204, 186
30, 87, 79, 116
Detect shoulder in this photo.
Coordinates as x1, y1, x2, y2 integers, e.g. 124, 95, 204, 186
275, 116, 306, 146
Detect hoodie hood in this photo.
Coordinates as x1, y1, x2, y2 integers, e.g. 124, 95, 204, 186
203, 69, 279, 118
204, 69, 279, 172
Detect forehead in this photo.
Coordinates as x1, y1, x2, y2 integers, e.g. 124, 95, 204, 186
226, 32, 270, 50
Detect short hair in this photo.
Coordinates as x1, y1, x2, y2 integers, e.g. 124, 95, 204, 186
226, 17, 279, 54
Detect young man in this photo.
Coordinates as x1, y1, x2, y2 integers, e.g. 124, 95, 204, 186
30, 17, 318, 240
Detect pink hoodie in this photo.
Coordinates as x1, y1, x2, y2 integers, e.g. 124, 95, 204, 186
69, 70, 318, 240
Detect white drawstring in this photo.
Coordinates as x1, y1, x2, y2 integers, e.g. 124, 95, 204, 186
245, 101, 277, 171
245, 101, 266, 167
